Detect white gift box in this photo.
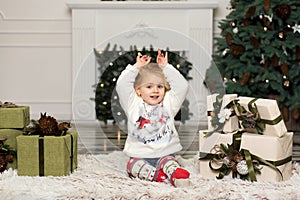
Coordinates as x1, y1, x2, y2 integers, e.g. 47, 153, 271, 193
199, 130, 293, 181
207, 94, 239, 133
237, 96, 287, 137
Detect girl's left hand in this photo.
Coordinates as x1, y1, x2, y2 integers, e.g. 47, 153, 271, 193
156, 48, 168, 68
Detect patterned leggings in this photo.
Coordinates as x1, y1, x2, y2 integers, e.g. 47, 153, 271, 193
126, 155, 187, 182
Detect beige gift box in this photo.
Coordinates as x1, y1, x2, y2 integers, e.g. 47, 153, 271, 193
237, 96, 287, 137
207, 94, 239, 133
199, 130, 293, 181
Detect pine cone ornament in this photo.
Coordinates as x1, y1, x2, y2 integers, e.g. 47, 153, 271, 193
262, 17, 272, 30
262, 59, 270, 68
0, 156, 7, 172
280, 63, 289, 76
29, 113, 71, 136
225, 32, 233, 45
242, 19, 250, 27
275, 3, 291, 21
293, 108, 300, 121
5, 154, 14, 163
227, 147, 243, 163
0, 137, 15, 172
250, 37, 260, 49
264, 0, 270, 11
240, 71, 251, 86
58, 122, 71, 134
272, 54, 279, 67
282, 106, 289, 122
230, 44, 245, 56
245, 6, 256, 19
37, 113, 59, 136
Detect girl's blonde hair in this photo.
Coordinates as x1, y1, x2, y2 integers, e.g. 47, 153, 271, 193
134, 63, 170, 91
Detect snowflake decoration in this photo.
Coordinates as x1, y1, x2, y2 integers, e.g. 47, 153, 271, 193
292, 24, 300, 34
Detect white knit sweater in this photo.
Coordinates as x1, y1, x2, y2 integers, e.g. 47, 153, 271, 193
116, 64, 188, 158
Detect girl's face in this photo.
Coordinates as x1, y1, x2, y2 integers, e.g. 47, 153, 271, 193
135, 74, 166, 105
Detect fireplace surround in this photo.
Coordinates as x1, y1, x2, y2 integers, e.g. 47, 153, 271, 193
67, 1, 219, 125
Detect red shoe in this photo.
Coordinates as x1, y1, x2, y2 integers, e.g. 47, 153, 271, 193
153, 169, 167, 182
170, 168, 190, 186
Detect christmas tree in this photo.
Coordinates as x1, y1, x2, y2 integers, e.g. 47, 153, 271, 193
205, 0, 300, 128
92, 44, 193, 124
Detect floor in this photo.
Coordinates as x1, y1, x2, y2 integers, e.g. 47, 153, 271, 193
73, 121, 300, 162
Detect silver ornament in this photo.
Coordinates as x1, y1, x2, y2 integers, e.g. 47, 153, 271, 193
236, 160, 249, 175
233, 27, 239, 34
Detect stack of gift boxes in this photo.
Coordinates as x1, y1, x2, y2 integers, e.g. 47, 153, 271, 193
199, 94, 293, 181
0, 103, 78, 176
0, 105, 30, 170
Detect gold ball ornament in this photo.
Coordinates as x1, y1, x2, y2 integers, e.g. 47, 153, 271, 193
230, 21, 236, 27
282, 76, 292, 90
277, 31, 287, 40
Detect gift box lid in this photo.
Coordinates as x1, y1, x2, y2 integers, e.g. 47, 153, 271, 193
0, 106, 30, 128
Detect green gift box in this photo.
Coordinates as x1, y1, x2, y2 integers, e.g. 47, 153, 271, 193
0, 129, 23, 169
17, 132, 78, 176
0, 106, 30, 128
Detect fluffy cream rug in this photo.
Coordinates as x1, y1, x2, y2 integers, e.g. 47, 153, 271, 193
0, 151, 300, 200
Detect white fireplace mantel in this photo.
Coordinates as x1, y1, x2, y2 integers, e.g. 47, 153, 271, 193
67, 0, 218, 125
67, 1, 218, 9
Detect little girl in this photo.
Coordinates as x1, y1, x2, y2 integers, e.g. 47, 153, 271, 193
116, 49, 190, 187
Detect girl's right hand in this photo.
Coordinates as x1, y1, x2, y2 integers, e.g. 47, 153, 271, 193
133, 52, 151, 68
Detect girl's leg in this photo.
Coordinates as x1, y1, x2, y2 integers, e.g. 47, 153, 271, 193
127, 158, 166, 182
157, 155, 190, 187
